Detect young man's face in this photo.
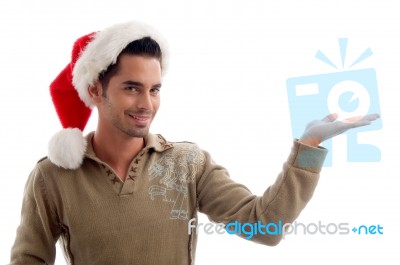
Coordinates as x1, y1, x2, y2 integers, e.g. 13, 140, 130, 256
96, 54, 162, 138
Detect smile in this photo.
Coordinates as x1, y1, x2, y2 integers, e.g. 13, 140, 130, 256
128, 114, 150, 121
127, 113, 152, 127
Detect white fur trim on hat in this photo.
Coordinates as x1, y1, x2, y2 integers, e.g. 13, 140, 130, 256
72, 20, 169, 108
48, 128, 87, 169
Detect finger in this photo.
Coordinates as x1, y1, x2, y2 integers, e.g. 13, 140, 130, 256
343, 113, 380, 124
341, 119, 372, 129
362, 113, 380, 121
322, 113, 338, 122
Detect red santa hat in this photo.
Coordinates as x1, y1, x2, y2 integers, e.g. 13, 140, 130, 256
48, 20, 169, 169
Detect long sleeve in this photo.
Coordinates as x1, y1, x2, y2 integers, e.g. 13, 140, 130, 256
196, 140, 327, 246
10, 164, 60, 264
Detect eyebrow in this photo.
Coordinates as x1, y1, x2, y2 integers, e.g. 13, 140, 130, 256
122, 80, 162, 89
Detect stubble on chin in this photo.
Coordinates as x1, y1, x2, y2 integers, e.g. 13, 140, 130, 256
124, 127, 150, 138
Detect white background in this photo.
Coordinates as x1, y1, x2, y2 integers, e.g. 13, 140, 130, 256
1, 0, 399, 264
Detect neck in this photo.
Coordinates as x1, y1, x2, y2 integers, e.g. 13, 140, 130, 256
92, 127, 145, 182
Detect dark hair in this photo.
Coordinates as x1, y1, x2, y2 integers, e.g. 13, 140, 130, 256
98, 37, 162, 92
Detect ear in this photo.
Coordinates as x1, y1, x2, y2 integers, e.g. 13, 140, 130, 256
88, 81, 103, 103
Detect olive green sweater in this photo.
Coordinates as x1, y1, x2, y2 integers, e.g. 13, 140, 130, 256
10, 133, 327, 265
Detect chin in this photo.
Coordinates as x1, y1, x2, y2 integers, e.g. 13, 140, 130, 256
124, 127, 150, 138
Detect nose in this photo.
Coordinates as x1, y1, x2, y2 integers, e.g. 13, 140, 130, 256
137, 91, 153, 110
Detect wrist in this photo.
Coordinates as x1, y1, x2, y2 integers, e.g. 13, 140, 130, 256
299, 137, 321, 148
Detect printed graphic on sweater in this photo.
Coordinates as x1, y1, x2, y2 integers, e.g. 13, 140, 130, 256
148, 144, 205, 220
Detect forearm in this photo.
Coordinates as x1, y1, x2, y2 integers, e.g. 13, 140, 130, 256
252, 141, 327, 244
197, 140, 327, 246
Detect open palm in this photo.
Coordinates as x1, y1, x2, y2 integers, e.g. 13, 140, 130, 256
299, 113, 380, 147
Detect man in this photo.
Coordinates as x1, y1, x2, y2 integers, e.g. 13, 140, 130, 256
10, 20, 379, 264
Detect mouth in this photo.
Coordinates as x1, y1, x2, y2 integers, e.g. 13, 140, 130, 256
127, 113, 152, 126
128, 114, 150, 121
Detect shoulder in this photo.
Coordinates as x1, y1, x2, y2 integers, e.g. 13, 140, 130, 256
35, 156, 64, 173
22, 157, 57, 195
30, 156, 79, 183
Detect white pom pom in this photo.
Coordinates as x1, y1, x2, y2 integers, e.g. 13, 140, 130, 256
48, 128, 87, 169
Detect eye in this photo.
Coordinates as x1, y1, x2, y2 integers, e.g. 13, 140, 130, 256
150, 87, 161, 95
125, 87, 139, 93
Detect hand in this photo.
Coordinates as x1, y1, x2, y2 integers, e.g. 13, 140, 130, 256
299, 113, 380, 147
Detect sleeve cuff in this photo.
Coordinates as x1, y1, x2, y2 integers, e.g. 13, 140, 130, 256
287, 140, 328, 173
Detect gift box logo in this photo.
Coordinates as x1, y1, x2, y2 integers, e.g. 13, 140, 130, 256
286, 38, 382, 166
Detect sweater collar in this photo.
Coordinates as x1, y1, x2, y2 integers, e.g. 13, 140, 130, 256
144, 133, 174, 152
84, 132, 173, 159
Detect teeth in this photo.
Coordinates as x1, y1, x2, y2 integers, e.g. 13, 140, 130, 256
130, 115, 147, 121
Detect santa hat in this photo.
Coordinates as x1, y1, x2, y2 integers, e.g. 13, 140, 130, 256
48, 20, 169, 169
